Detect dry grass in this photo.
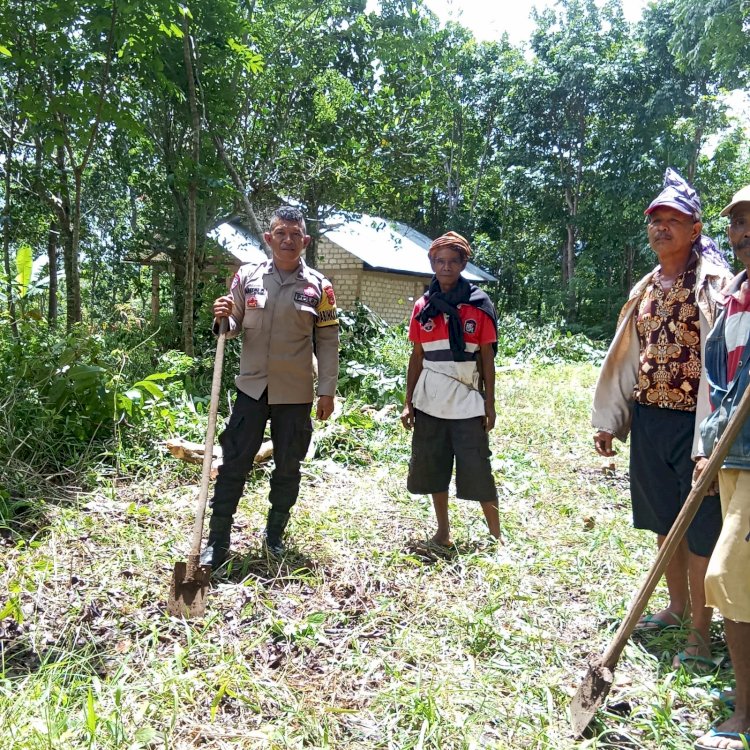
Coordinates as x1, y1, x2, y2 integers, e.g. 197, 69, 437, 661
0, 363, 734, 749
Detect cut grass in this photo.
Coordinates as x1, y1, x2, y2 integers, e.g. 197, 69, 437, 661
0, 362, 732, 749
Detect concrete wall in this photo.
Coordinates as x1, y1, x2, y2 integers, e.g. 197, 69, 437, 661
316, 236, 429, 324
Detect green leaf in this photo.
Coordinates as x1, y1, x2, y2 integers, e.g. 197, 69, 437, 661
0, 596, 22, 622
86, 688, 97, 733
67, 365, 107, 388
134, 726, 159, 743
0, 44, 11, 57
132, 380, 165, 400
210, 681, 227, 721
15, 244, 32, 298
118, 393, 135, 417
227, 38, 264, 75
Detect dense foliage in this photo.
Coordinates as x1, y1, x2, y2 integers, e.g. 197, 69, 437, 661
0, 0, 748, 489
1, 0, 748, 341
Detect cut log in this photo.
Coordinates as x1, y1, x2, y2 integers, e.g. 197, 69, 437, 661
165, 437, 273, 478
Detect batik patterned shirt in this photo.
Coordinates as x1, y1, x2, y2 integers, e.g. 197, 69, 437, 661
633, 263, 701, 411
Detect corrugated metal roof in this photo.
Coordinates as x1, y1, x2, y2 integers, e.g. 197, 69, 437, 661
322, 213, 496, 282
209, 222, 267, 265
211, 216, 497, 283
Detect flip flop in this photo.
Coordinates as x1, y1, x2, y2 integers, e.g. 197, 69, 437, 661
634, 613, 682, 631
674, 650, 722, 673
694, 727, 750, 750
710, 689, 736, 711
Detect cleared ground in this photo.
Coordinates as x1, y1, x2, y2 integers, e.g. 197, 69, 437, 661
0, 363, 733, 749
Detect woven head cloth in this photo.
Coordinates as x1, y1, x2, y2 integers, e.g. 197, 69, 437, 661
428, 231, 472, 262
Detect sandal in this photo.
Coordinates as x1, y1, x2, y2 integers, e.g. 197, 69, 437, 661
673, 650, 722, 673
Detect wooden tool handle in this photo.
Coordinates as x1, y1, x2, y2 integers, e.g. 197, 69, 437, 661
600, 384, 750, 668
188, 317, 229, 559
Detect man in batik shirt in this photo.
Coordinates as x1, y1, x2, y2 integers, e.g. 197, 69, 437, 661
593, 169, 731, 669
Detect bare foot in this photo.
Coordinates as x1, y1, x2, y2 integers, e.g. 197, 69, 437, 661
694, 713, 750, 749
430, 534, 453, 548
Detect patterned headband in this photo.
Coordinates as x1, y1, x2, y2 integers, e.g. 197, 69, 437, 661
645, 167, 702, 221
428, 231, 472, 260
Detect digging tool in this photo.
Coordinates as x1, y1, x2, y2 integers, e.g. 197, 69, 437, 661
167, 318, 228, 618
570, 383, 750, 737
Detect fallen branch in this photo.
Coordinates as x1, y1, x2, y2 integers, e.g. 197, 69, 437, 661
165, 437, 273, 478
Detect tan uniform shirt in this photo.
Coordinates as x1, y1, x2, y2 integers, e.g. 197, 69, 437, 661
217, 259, 339, 404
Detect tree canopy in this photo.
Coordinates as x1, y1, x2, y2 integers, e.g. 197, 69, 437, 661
1, 0, 749, 343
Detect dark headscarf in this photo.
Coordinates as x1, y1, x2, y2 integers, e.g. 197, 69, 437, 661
416, 276, 498, 361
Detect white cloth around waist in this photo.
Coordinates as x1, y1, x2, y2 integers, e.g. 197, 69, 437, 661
411, 360, 486, 420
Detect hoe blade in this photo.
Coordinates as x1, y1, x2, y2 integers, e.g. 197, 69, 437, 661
570, 661, 614, 738
167, 560, 211, 618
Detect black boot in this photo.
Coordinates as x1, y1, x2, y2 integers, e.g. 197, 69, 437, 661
264, 509, 290, 557
200, 516, 233, 568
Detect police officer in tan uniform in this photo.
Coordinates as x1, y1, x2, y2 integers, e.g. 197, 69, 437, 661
201, 206, 339, 567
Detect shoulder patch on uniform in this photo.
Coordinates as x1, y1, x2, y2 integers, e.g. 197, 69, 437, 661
316, 281, 338, 327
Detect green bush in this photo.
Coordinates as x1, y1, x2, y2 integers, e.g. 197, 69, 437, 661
0, 322, 207, 488
496, 314, 606, 365
337, 303, 410, 408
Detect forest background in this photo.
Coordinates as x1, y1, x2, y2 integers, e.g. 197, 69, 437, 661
2, 0, 750, 571
2, 1, 750, 747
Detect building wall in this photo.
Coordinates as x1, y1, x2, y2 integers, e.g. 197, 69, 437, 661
359, 271, 429, 325
316, 237, 429, 325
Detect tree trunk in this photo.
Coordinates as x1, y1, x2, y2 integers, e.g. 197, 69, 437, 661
2, 132, 18, 339
306, 202, 320, 268
624, 243, 634, 296
687, 123, 703, 185
47, 221, 58, 326
211, 133, 272, 257
151, 266, 160, 326
470, 105, 497, 225
68, 168, 84, 326
53, 145, 77, 331
564, 223, 577, 321
181, 15, 201, 356
53, 1, 118, 330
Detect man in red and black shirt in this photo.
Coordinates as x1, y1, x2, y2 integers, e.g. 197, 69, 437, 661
401, 231, 500, 548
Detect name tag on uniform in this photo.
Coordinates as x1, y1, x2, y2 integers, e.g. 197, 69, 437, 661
294, 285, 320, 307
245, 286, 267, 309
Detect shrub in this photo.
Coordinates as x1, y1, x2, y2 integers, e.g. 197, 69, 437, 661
0, 321, 207, 489
496, 314, 606, 365
337, 303, 410, 408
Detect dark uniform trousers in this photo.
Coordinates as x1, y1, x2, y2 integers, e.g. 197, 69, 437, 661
210, 389, 313, 518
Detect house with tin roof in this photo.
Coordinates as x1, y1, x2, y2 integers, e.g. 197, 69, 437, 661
211, 213, 496, 325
